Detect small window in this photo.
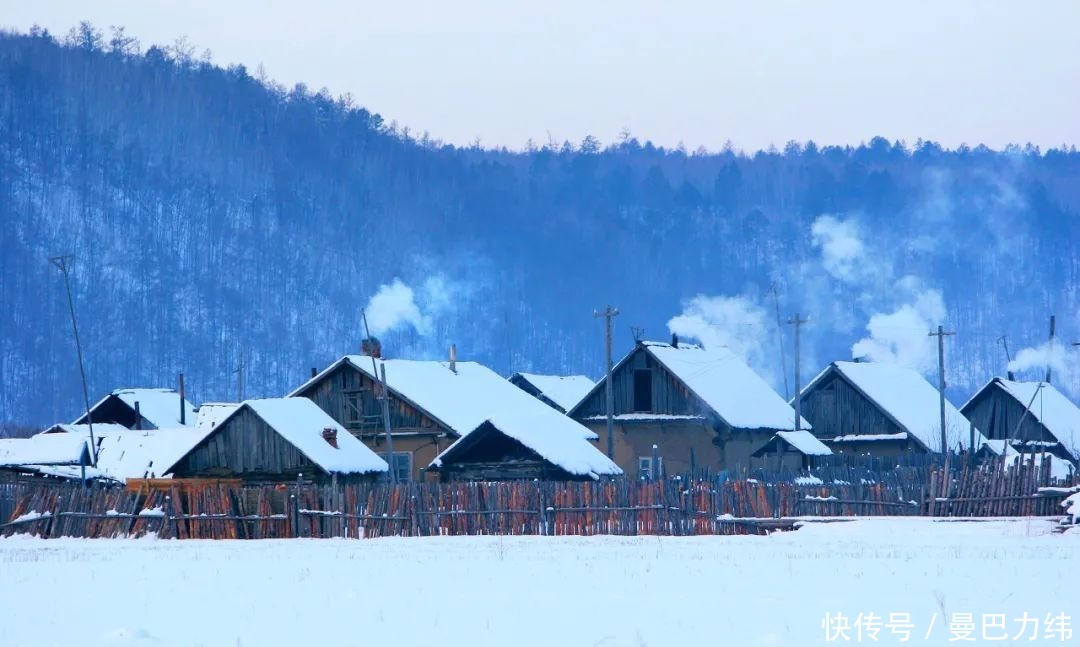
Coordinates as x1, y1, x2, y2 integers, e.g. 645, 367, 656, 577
379, 452, 412, 482
633, 369, 652, 412
638, 456, 663, 480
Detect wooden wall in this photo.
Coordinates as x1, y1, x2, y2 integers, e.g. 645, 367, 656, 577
295, 362, 453, 481
801, 371, 906, 440
962, 386, 1067, 458
573, 346, 709, 418
173, 407, 328, 482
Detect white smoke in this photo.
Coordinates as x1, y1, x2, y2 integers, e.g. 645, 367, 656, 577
811, 215, 865, 283
365, 279, 430, 337
1008, 340, 1080, 386
850, 280, 946, 374
666, 294, 771, 370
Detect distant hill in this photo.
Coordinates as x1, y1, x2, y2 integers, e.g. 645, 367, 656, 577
3, 24, 1080, 426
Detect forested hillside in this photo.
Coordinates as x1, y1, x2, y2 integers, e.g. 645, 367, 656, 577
3, 24, 1080, 426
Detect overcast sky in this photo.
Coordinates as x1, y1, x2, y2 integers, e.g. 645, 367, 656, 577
4, 1, 1078, 152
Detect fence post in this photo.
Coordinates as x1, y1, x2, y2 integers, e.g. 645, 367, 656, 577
163, 495, 176, 539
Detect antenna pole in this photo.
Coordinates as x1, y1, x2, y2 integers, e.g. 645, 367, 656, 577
928, 325, 957, 454
594, 305, 620, 460
362, 309, 396, 482
50, 254, 97, 466
771, 283, 790, 400
786, 313, 808, 431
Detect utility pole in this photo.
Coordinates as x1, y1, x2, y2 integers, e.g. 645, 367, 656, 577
234, 350, 245, 401
928, 325, 956, 455
770, 283, 790, 400
594, 305, 619, 460
787, 313, 808, 431
1046, 315, 1056, 384
361, 309, 395, 483
50, 254, 97, 466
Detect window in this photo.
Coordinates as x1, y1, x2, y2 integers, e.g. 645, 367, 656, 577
379, 452, 412, 482
633, 369, 652, 412
638, 456, 663, 480
342, 390, 364, 427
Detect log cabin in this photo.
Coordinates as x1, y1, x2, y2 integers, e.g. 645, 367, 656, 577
72, 388, 196, 430
429, 414, 621, 482
798, 361, 988, 457
567, 340, 807, 476
290, 353, 609, 481
166, 398, 387, 484
960, 378, 1080, 464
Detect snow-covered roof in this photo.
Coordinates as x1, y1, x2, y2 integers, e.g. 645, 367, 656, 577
74, 388, 197, 429
431, 414, 622, 479
775, 430, 833, 456
214, 398, 388, 475
511, 373, 596, 412
631, 341, 808, 431
195, 403, 240, 431
291, 356, 598, 442
95, 427, 214, 481
972, 380, 1080, 460
803, 361, 986, 453
0, 434, 90, 467
831, 433, 909, 442
38, 423, 129, 438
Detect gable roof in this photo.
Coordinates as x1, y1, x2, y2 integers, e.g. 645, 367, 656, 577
94, 427, 215, 481
802, 361, 986, 453
73, 388, 197, 429
203, 397, 388, 475
291, 356, 598, 442
39, 423, 130, 438
965, 379, 1080, 459
0, 434, 91, 467
510, 373, 596, 412
195, 402, 240, 431
431, 414, 622, 480
570, 341, 807, 431
751, 429, 833, 458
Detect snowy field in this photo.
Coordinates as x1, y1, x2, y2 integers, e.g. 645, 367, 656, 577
0, 519, 1075, 647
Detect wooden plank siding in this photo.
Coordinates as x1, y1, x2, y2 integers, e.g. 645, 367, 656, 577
173, 408, 341, 483
293, 363, 454, 481
574, 347, 711, 419
962, 385, 1069, 459
800, 370, 928, 457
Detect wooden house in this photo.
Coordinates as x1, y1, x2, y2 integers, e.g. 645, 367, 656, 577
509, 373, 595, 413
166, 398, 388, 484
72, 388, 196, 430
290, 354, 610, 481
429, 416, 621, 482
567, 340, 807, 476
799, 361, 987, 457
960, 379, 1080, 464
751, 430, 833, 471
0, 433, 93, 479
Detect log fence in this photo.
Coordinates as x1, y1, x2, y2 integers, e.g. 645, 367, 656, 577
1, 458, 1075, 540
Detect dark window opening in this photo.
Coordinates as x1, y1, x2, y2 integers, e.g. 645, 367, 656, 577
633, 369, 652, 412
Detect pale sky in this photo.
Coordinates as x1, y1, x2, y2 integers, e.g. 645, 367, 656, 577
4, 1, 1079, 152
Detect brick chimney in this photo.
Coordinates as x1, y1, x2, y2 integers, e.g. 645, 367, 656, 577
322, 427, 338, 448
361, 337, 382, 358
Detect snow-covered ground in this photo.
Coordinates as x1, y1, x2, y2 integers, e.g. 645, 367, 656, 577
0, 519, 1075, 647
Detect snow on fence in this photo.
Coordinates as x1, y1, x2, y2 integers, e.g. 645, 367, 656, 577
0, 459, 1074, 540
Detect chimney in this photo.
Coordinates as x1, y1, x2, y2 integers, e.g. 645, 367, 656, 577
178, 373, 186, 425
362, 337, 382, 358
322, 427, 338, 448
671, 333, 679, 347
449, 344, 457, 373
311, 367, 318, 379
134, 401, 142, 430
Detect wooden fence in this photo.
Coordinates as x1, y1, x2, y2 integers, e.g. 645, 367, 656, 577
1, 459, 1074, 540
